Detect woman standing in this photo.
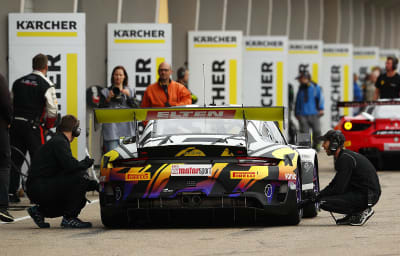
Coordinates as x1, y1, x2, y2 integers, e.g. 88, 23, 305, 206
101, 66, 135, 153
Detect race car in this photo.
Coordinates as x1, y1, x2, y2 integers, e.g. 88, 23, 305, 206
95, 106, 319, 227
336, 100, 400, 169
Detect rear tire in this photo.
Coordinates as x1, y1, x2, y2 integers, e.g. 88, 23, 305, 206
303, 158, 320, 218
284, 163, 302, 225
101, 207, 128, 228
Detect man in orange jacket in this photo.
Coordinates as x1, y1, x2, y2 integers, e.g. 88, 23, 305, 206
141, 62, 192, 108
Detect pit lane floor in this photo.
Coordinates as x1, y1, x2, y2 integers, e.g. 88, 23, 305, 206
1, 152, 399, 256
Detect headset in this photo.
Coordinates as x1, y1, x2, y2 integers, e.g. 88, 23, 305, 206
388, 56, 398, 71
328, 130, 345, 152
72, 120, 81, 138
177, 67, 186, 80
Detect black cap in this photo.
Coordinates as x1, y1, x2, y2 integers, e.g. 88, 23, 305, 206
317, 130, 337, 142
296, 71, 311, 80
317, 129, 345, 144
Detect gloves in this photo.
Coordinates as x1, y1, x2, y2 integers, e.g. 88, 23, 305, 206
83, 156, 94, 168
86, 179, 99, 192
297, 191, 320, 209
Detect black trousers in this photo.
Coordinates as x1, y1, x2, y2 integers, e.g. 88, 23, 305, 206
320, 191, 372, 215
0, 127, 11, 208
9, 120, 45, 195
27, 173, 87, 218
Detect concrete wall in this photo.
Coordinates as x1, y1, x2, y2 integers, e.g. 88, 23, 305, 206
1, 0, 400, 164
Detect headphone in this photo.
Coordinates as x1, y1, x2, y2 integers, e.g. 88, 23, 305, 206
388, 56, 398, 71
328, 130, 345, 152
72, 121, 81, 138
177, 67, 186, 80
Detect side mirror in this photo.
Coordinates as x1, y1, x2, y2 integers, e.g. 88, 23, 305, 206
295, 132, 312, 147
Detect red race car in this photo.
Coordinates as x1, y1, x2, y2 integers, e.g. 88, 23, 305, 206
336, 100, 400, 169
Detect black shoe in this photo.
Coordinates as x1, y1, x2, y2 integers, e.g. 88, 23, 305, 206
350, 208, 375, 226
27, 206, 50, 228
61, 217, 92, 228
335, 214, 352, 225
0, 208, 14, 222
9, 194, 20, 203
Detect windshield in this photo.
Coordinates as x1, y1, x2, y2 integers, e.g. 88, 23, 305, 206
372, 105, 400, 119
153, 119, 244, 136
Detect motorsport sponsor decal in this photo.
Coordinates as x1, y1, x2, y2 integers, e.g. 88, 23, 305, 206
230, 171, 257, 179
126, 172, 151, 181
171, 164, 212, 176
147, 109, 236, 120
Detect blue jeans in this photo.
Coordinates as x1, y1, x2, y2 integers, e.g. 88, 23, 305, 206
103, 140, 119, 153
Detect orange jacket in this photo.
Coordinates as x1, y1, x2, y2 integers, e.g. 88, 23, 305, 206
140, 80, 192, 108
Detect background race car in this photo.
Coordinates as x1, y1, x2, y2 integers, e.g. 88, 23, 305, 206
336, 100, 400, 169
95, 106, 319, 227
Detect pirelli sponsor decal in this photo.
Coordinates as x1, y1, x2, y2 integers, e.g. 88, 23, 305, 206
126, 172, 151, 181
230, 171, 257, 179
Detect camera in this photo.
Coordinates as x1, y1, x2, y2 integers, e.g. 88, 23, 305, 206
111, 87, 122, 103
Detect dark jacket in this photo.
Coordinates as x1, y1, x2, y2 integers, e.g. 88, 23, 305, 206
0, 74, 12, 129
28, 133, 91, 179
319, 149, 381, 204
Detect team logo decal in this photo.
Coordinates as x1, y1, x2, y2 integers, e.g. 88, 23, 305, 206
176, 147, 206, 157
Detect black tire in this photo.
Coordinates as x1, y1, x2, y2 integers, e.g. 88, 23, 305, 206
284, 162, 302, 225
303, 158, 320, 218
100, 207, 128, 228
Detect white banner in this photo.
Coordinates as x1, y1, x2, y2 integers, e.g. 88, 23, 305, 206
108, 23, 172, 102
353, 47, 379, 84
243, 36, 288, 107
9, 13, 86, 159
288, 41, 323, 129
321, 44, 353, 132
379, 49, 399, 71
188, 31, 243, 105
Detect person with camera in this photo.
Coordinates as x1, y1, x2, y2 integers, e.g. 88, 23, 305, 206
101, 66, 136, 153
299, 130, 381, 226
26, 115, 98, 228
8, 54, 58, 203
141, 62, 192, 108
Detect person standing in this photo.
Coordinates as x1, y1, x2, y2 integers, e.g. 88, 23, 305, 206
9, 53, 58, 203
141, 62, 192, 108
26, 115, 97, 228
299, 130, 381, 226
101, 66, 136, 153
177, 66, 198, 104
0, 73, 14, 222
294, 71, 324, 150
374, 56, 400, 99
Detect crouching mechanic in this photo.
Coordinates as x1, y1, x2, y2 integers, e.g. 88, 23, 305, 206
299, 130, 381, 226
26, 115, 98, 228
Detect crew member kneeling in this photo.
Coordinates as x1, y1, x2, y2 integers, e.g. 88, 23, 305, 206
299, 130, 381, 226
26, 115, 98, 228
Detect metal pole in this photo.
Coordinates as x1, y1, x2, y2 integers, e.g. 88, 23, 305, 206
246, 0, 252, 36
20, 0, 25, 13
155, 0, 160, 23
380, 7, 385, 48
222, 0, 227, 31
336, 0, 341, 43
304, 0, 309, 40
360, 1, 365, 46
319, 0, 324, 40
371, 5, 376, 46
286, 0, 291, 37
349, 0, 353, 44
73, 0, 78, 12
195, 0, 200, 31
117, 0, 123, 23
267, 0, 273, 35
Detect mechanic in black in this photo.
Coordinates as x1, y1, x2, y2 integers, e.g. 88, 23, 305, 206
374, 56, 400, 99
300, 130, 381, 226
9, 53, 58, 203
26, 115, 98, 228
0, 73, 14, 222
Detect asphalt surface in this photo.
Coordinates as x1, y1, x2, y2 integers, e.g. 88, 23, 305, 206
1, 152, 399, 256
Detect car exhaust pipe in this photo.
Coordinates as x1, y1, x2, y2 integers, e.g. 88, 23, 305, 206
192, 195, 202, 206
182, 196, 191, 206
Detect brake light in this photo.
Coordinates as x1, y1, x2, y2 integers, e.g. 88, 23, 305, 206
236, 157, 280, 166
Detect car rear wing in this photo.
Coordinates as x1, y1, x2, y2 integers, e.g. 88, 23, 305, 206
337, 100, 400, 108
94, 106, 285, 123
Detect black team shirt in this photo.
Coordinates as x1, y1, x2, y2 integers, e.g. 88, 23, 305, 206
375, 73, 400, 99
